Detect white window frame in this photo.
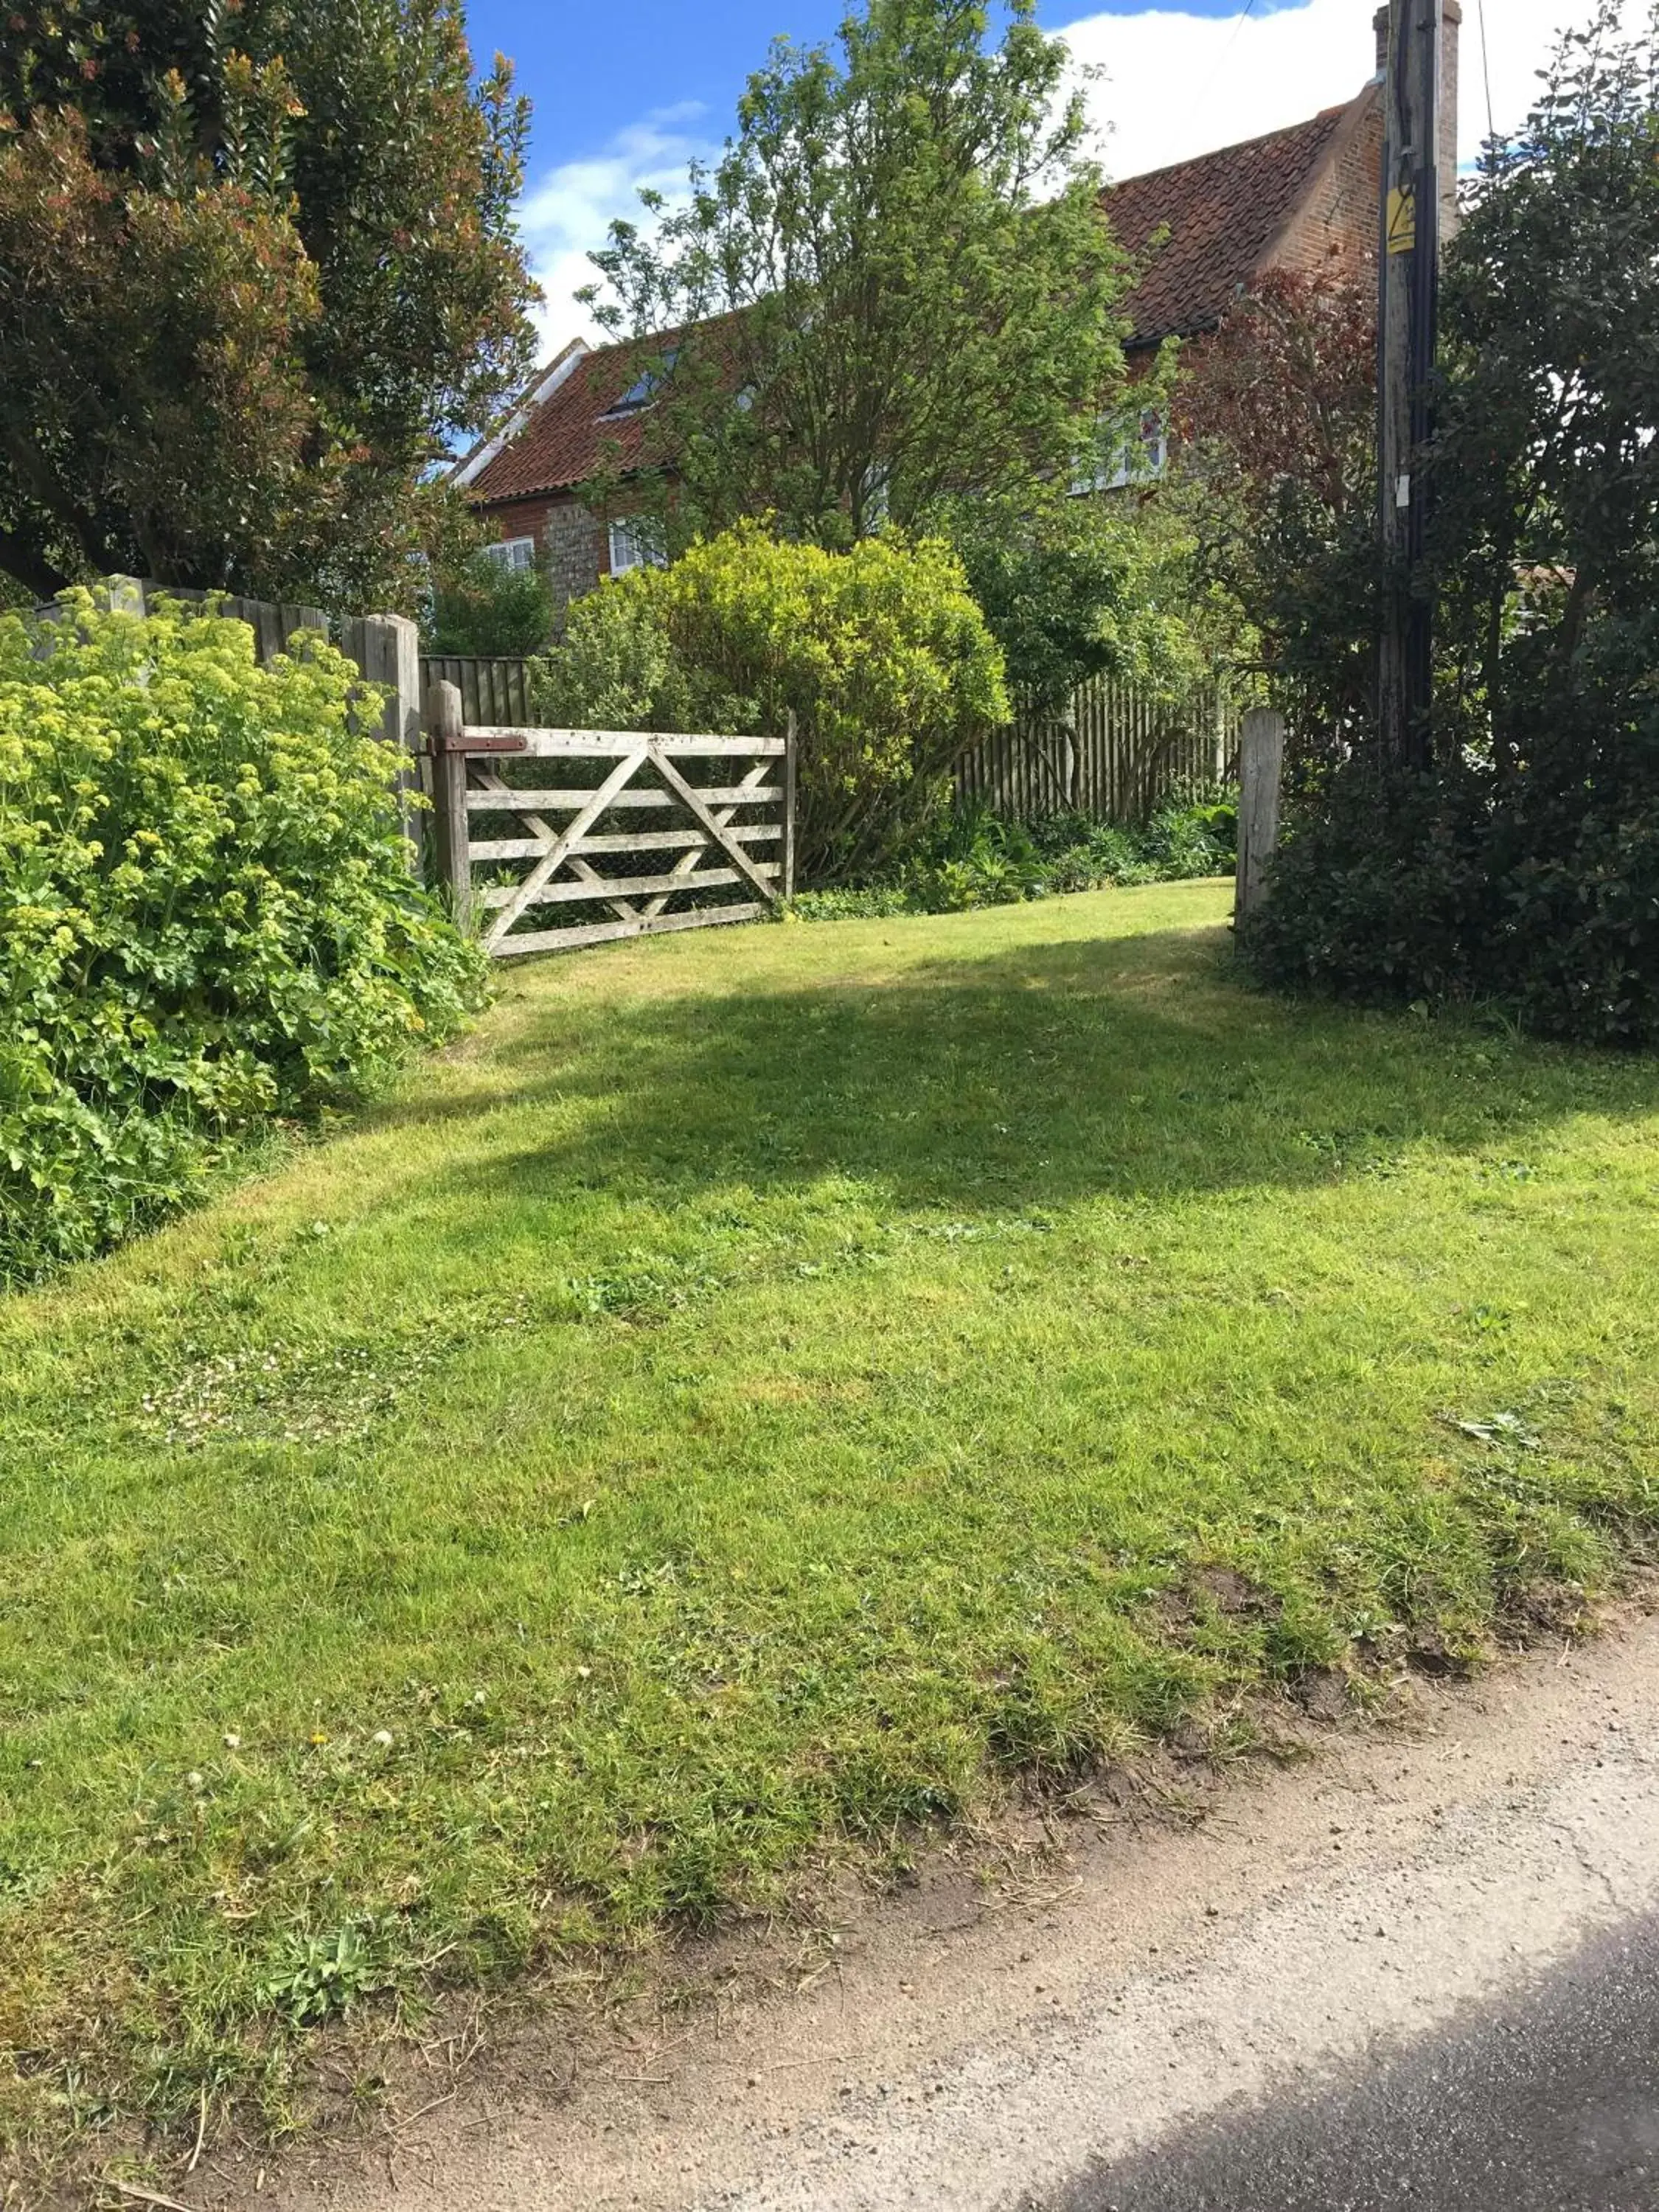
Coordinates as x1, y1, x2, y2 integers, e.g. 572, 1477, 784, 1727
1119, 406, 1169, 486
479, 535, 537, 573
1074, 407, 1169, 495
608, 518, 667, 577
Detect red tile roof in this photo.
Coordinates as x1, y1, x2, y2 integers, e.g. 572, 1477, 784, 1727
461, 338, 659, 505
463, 91, 1375, 509
1108, 98, 1366, 348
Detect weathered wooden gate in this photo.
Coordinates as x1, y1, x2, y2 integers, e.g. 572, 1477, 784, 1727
423, 681, 795, 959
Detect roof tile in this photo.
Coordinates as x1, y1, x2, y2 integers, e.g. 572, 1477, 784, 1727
1108, 100, 1363, 347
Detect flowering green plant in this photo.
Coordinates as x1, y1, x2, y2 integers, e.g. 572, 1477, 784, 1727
0, 593, 484, 1279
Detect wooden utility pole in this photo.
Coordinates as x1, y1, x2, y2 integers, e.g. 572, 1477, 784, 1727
1376, 0, 1450, 771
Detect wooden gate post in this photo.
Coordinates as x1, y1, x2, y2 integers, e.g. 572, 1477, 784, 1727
783, 709, 799, 902
341, 613, 423, 870
1235, 704, 1286, 924
423, 680, 471, 928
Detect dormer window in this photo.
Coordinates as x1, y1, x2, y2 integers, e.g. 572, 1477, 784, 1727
601, 348, 679, 419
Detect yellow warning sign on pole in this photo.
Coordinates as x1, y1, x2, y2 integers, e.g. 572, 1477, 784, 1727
1386, 184, 1416, 256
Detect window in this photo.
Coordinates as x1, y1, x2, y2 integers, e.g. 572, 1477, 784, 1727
1073, 407, 1168, 495
608, 518, 667, 576
1120, 406, 1169, 484
480, 535, 537, 572
602, 348, 679, 418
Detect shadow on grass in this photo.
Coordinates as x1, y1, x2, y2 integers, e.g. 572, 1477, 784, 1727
376, 921, 1659, 1231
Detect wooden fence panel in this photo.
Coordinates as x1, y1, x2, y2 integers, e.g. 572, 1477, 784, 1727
419, 655, 532, 728
422, 685, 794, 960
959, 675, 1239, 825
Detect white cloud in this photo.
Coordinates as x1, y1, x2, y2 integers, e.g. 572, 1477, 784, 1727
518, 103, 718, 361
520, 4, 1649, 367
1061, 0, 1649, 183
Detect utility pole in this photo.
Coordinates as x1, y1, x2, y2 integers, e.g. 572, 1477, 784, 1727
1376, 0, 1450, 771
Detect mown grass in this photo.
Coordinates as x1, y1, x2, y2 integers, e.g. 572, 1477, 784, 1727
4, 880, 1659, 2173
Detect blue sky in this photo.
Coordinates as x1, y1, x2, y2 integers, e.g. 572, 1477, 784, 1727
470, 0, 1610, 358
465, 0, 1253, 164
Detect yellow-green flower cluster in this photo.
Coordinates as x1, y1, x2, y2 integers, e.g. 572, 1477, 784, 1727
1, 591, 484, 1280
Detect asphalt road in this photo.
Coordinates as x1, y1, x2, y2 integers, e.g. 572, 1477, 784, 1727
1058, 1913, 1659, 2212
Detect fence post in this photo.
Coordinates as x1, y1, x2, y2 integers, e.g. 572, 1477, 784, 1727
1234, 704, 1285, 925
340, 613, 423, 872
783, 709, 798, 902
424, 680, 471, 928
1214, 681, 1228, 784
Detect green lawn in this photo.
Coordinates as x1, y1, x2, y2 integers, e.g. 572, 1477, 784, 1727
5, 880, 1659, 2166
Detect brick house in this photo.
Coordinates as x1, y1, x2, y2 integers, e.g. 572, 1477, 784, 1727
454, 4, 1456, 617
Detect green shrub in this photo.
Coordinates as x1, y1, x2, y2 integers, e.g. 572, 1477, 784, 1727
427, 547, 554, 657
531, 566, 709, 734
0, 593, 484, 1281
1242, 752, 1659, 1046
1130, 787, 1239, 879
790, 787, 1237, 919
531, 524, 1009, 882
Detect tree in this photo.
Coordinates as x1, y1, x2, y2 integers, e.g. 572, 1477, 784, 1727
1430, 1, 1659, 783
580, 0, 1137, 552
947, 487, 1211, 726
0, 0, 538, 607
1169, 267, 1379, 735
1242, 6, 1659, 1046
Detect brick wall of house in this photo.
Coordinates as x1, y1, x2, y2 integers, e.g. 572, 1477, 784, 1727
476, 492, 605, 619
1270, 88, 1382, 286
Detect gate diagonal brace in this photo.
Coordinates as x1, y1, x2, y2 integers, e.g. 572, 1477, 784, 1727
484, 747, 647, 950
647, 748, 783, 905
471, 766, 641, 925
639, 757, 773, 919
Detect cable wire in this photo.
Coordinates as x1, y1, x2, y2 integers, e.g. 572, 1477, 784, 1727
1194, 0, 1262, 109
1475, 0, 1497, 144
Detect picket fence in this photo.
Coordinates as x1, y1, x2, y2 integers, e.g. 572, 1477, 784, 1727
957, 677, 1239, 824
425, 660, 1239, 829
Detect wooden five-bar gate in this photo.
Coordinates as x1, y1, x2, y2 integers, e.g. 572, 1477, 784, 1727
423, 682, 795, 959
